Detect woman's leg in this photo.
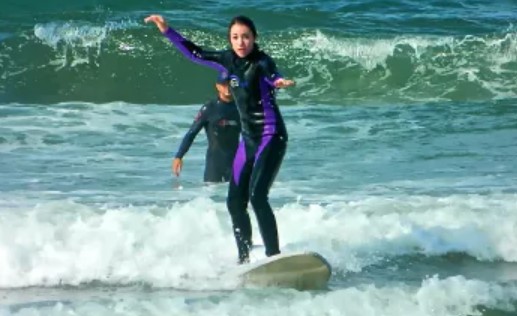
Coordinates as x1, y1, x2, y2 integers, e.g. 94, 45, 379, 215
227, 138, 254, 263
249, 135, 287, 257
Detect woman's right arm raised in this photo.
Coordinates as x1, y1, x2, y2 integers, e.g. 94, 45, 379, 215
144, 14, 227, 73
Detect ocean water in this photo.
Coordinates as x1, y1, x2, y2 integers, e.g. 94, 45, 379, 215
1, 1, 517, 315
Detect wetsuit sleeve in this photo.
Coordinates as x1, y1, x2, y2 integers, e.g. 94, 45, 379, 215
163, 27, 228, 73
260, 54, 283, 87
174, 104, 209, 159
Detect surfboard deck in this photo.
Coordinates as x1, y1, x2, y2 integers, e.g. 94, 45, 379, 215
233, 251, 331, 290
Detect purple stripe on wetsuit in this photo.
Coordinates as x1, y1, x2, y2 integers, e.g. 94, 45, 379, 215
263, 73, 282, 87
163, 27, 227, 74
254, 76, 278, 161
254, 135, 272, 166
232, 138, 246, 185
259, 76, 279, 136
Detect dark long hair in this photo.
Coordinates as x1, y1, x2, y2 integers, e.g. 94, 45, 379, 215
227, 15, 258, 40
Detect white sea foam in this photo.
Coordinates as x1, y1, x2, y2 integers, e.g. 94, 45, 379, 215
1, 193, 517, 288
2, 276, 517, 316
287, 30, 517, 101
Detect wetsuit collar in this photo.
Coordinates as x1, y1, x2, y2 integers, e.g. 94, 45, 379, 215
218, 96, 233, 104
232, 45, 260, 61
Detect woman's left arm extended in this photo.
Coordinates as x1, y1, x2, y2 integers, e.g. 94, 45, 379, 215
261, 55, 295, 89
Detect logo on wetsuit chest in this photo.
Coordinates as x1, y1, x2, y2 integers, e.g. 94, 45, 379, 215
229, 75, 248, 88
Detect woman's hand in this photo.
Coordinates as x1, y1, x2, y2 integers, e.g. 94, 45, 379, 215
144, 14, 169, 33
172, 158, 183, 177
274, 78, 296, 89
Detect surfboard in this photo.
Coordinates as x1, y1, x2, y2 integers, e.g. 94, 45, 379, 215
234, 252, 332, 290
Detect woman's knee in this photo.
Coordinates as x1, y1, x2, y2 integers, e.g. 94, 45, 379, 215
249, 191, 269, 211
227, 194, 247, 214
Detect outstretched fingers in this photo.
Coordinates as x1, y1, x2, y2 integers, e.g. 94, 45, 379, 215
144, 14, 168, 32
274, 78, 296, 89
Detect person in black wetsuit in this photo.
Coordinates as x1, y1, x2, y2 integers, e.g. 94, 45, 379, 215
145, 14, 295, 264
173, 73, 240, 183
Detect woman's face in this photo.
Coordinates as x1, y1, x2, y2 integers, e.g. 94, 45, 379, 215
229, 23, 255, 58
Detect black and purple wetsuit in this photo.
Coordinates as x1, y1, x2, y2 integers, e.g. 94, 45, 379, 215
175, 98, 240, 183
164, 27, 288, 263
